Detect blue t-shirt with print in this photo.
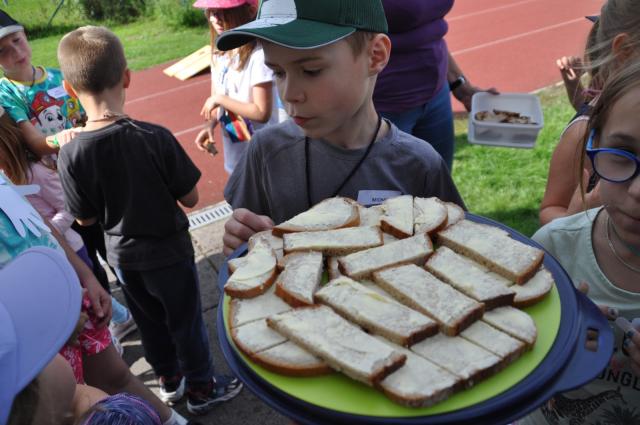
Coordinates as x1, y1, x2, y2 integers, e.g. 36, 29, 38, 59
0, 67, 84, 136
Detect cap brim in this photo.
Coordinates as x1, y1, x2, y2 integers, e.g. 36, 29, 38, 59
216, 18, 355, 51
585, 15, 599, 23
0, 25, 23, 40
0, 247, 81, 425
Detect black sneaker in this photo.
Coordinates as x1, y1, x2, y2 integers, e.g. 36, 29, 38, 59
159, 374, 185, 403
186, 375, 243, 415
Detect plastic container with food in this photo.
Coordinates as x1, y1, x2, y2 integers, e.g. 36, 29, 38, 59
468, 93, 544, 149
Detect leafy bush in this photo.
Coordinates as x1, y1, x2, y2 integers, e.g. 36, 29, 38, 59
153, 0, 207, 28
78, 0, 147, 23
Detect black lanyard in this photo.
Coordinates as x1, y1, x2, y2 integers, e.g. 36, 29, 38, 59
305, 114, 382, 208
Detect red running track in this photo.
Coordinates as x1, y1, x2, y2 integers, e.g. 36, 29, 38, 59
124, 0, 603, 211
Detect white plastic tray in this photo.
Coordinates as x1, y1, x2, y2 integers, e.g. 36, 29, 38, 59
468, 92, 544, 149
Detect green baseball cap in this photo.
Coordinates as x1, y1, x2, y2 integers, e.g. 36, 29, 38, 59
216, 0, 388, 51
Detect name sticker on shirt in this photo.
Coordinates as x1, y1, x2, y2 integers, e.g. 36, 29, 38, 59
357, 190, 402, 206
47, 86, 68, 99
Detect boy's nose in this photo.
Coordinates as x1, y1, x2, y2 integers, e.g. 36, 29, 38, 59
281, 78, 305, 104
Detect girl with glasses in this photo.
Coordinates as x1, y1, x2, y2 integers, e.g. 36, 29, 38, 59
519, 59, 640, 425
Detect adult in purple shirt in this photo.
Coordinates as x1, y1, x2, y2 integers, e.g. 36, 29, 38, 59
374, 0, 497, 170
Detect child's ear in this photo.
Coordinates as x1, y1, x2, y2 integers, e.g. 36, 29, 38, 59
368, 34, 391, 76
122, 69, 131, 89
612, 33, 635, 64
62, 80, 78, 99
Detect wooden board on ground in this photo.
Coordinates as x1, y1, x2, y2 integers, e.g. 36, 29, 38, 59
163, 45, 212, 81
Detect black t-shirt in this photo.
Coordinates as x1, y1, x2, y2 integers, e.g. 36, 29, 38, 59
58, 119, 201, 271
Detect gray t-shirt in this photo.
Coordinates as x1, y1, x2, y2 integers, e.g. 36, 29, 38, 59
224, 119, 465, 224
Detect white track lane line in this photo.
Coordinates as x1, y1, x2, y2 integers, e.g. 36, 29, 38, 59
125, 78, 210, 105
448, 0, 540, 22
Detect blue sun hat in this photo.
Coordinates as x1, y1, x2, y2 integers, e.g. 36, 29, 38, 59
215, 0, 388, 51
0, 247, 81, 425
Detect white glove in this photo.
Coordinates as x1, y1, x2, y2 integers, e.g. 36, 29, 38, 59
0, 172, 49, 238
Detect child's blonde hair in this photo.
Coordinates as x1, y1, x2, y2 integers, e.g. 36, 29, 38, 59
57, 26, 127, 94
210, 4, 257, 70
585, 0, 640, 90
0, 113, 33, 185
578, 57, 640, 194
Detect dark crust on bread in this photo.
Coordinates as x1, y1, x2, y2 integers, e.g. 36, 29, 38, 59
275, 281, 315, 307
441, 302, 485, 336
380, 220, 412, 239
378, 381, 457, 408
370, 352, 407, 385
513, 291, 550, 308
250, 350, 333, 377
224, 269, 278, 298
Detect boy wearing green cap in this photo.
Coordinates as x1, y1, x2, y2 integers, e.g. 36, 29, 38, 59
220, 0, 465, 256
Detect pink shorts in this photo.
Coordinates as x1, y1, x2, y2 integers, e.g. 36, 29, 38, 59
60, 294, 112, 383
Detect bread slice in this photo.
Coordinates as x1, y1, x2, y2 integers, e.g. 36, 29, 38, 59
437, 220, 544, 284
275, 251, 323, 307
373, 264, 484, 336
410, 333, 503, 388
425, 247, 515, 310
272, 197, 359, 236
315, 276, 438, 346
252, 341, 332, 377
267, 306, 407, 386
228, 285, 292, 328
248, 230, 284, 261
382, 232, 399, 244
510, 267, 554, 308
339, 233, 433, 280
482, 306, 537, 348
413, 197, 448, 235
358, 204, 384, 227
460, 320, 527, 363
375, 337, 461, 408
444, 202, 465, 227
283, 226, 382, 256
224, 239, 278, 298
379, 195, 414, 238
231, 319, 288, 355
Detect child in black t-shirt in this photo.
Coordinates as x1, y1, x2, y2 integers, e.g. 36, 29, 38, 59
56, 25, 242, 415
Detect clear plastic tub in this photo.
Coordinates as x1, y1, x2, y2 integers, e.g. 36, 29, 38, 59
468, 92, 544, 149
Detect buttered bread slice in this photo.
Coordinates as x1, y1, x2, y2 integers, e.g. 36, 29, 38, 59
315, 276, 438, 346
426, 246, 515, 310
510, 267, 554, 307
444, 202, 465, 228
231, 319, 288, 355
376, 337, 461, 408
380, 195, 414, 238
283, 226, 382, 256
272, 197, 359, 236
410, 333, 503, 388
252, 341, 331, 377
437, 220, 544, 284
229, 285, 292, 328
413, 197, 448, 235
482, 306, 537, 348
373, 264, 484, 336
339, 233, 433, 279
460, 320, 526, 363
267, 306, 407, 386
224, 239, 278, 298
275, 251, 323, 307
248, 230, 284, 261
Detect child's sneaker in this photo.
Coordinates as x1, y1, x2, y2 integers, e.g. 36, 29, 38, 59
159, 375, 186, 404
186, 375, 243, 415
109, 311, 137, 341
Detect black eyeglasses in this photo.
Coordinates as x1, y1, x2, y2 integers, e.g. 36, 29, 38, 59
586, 129, 640, 183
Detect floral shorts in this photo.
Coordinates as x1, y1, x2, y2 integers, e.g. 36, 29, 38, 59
60, 294, 112, 383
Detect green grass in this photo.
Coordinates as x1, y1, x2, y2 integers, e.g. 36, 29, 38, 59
452, 84, 574, 237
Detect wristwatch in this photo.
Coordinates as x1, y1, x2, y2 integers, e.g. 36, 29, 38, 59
449, 75, 466, 91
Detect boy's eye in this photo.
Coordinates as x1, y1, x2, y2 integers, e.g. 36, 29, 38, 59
303, 69, 322, 76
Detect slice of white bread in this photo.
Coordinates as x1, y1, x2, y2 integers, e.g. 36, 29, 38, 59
315, 276, 438, 346
283, 226, 383, 256
275, 251, 323, 307
224, 239, 278, 298
460, 320, 527, 363
437, 220, 544, 284
382, 232, 399, 244
272, 197, 359, 236
248, 230, 284, 261
373, 264, 484, 335
380, 195, 414, 238
229, 285, 292, 328
410, 333, 503, 388
358, 204, 384, 227
444, 202, 465, 227
252, 341, 332, 377
267, 306, 407, 386
510, 267, 554, 308
425, 247, 515, 310
339, 233, 433, 280
373, 264, 484, 336
413, 197, 448, 235
482, 306, 537, 348
231, 319, 288, 355
375, 337, 461, 408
